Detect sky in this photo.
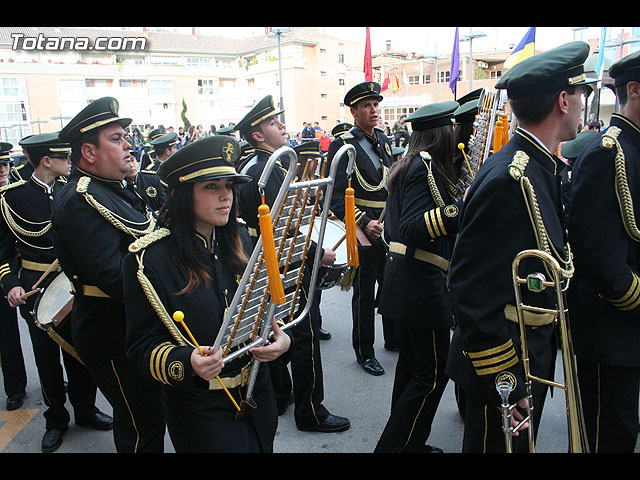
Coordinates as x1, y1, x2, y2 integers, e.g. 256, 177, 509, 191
195, 26, 619, 56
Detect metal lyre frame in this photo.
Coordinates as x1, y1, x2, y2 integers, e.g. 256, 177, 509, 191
500, 249, 589, 453
212, 143, 355, 409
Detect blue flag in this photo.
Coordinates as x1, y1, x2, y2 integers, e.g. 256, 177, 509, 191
503, 27, 536, 71
595, 27, 608, 84
449, 27, 460, 95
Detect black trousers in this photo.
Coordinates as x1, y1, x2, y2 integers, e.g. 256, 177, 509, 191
0, 293, 26, 398
577, 357, 640, 453
375, 325, 450, 452
83, 356, 165, 453
271, 286, 329, 427
352, 242, 397, 361
21, 311, 99, 430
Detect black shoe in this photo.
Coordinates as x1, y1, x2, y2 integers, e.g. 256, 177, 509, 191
6, 392, 26, 410
76, 411, 114, 431
357, 357, 385, 376
42, 427, 67, 453
318, 328, 331, 340
297, 414, 351, 433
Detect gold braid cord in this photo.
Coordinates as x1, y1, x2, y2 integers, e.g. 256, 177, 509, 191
353, 160, 388, 192
603, 127, 640, 242
76, 176, 156, 239
420, 152, 445, 208
509, 151, 574, 281
128, 228, 192, 349
0, 181, 54, 250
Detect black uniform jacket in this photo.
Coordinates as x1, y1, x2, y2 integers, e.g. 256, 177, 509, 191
129, 170, 168, 213
377, 154, 460, 328
568, 114, 640, 367
0, 175, 63, 294
123, 229, 277, 450
51, 167, 156, 360
237, 148, 287, 240
327, 126, 393, 239
446, 128, 566, 407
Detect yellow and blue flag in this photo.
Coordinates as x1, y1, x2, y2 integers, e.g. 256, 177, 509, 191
503, 27, 536, 71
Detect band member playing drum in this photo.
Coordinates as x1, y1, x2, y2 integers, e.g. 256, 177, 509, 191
51, 97, 166, 453
123, 135, 290, 452
0, 133, 112, 453
375, 101, 462, 453
445, 42, 596, 452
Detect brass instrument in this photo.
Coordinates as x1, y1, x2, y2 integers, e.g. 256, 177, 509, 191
212, 144, 355, 412
500, 249, 589, 453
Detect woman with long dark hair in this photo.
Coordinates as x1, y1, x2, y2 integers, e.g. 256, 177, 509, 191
123, 135, 290, 453
375, 101, 462, 453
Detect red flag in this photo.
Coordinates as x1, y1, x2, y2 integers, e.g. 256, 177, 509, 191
381, 72, 390, 91
363, 27, 372, 81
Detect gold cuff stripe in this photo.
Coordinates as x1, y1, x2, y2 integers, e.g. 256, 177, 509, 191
475, 356, 520, 376
150, 342, 174, 384
609, 274, 640, 311
467, 338, 515, 359
423, 211, 437, 238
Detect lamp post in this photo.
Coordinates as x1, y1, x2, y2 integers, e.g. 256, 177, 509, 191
267, 27, 291, 125
460, 29, 486, 92
423, 48, 446, 102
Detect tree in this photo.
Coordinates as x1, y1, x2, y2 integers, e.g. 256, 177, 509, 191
181, 98, 191, 129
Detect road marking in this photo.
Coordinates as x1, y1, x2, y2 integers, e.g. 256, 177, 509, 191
0, 409, 38, 452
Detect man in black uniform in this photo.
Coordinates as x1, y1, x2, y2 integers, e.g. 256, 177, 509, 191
445, 41, 596, 453
0, 133, 113, 452
0, 143, 28, 412
234, 95, 350, 433
145, 131, 177, 173
125, 149, 168, 214
568, 50, 640, 452
139, 127, 165, 171
327, 81, 397, 375
51, 97, 165, 453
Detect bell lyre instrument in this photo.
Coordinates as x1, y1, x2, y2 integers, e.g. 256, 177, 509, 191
500, 249, 589, 453
212, 143, 355, 414
455, 88, 510, 198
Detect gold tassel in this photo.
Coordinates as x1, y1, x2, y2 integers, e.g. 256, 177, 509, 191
258, 194, 286, 304
344, 179, 359, 267
493, 118, 504, 153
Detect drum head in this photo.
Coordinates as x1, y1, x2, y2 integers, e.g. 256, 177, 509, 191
34, 272, 73, 327
300, 219, 348, 265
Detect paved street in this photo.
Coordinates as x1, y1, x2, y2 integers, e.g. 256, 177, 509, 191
1, 285, 637, 454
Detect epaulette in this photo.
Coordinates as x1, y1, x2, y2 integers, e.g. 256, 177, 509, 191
0, 179, 26, 194
76, 175, 91, 193
508, 151, 530, 180
340, 132, 354, 141
128, 227, 170, 253
601, 126, 621, 150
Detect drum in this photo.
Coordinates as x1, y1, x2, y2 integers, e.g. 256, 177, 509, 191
31, 270, 82, 364
300, 219, 350, 289
32, 270, 74, 329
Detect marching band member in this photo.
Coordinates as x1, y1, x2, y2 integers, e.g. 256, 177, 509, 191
0, 133, 112, 452
568, 49, 640, 452
123, 135, 290, 452
445, 42, 596, 452
327, 81, 399, 376
51, 97, 166, 453
234, 95, 349, 433
375, 101, 461, 453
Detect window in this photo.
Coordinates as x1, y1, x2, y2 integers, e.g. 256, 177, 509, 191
408, 75, 420, 85
423, 74, 431, 84
149, 79, 173, 96
186, 56, 212, 68
198, 79, 219, 95
489, 70, 502, 80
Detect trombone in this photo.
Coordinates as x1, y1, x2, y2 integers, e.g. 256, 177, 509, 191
499, 249, 589, 453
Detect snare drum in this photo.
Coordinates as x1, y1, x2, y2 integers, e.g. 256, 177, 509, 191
33, 270, 74, 329
300, 219, 350, 289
